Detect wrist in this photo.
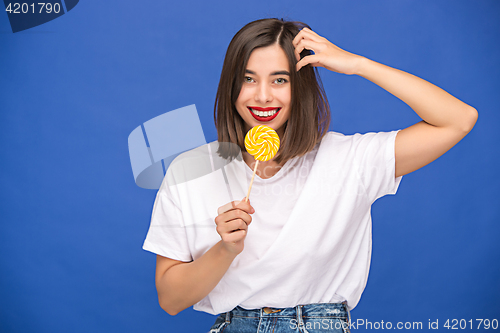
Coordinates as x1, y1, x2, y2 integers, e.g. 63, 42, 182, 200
352, 55, 371, 76
217, 241, 239, 260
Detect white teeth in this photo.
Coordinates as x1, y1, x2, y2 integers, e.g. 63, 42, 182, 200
250, 108, 278, 117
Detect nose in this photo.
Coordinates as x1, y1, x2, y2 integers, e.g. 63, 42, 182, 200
255, 81, 273, 104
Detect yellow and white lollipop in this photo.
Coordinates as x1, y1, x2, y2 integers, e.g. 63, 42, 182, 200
244, 125, 280, 201
244, 125, 280, 162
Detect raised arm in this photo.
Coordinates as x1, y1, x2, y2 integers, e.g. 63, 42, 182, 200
293, 28, 478, 178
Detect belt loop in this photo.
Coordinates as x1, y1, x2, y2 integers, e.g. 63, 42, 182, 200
296, 305, 305, 328
225, 310, 231, 324
342, 301, 351, 326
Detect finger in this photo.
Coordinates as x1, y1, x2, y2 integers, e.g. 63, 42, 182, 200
294, 39, 319, 61
292, 28, 314, 46
221, 229, 246, 243
292, 29, 306, 47
224, 209, 252, 226
296, 54, 320, 72
215, 207, 251, 227
217, 218, 248, 235
228, 219, 249, 233
235, 198, 255, 215
293, 27, 323, 47
217, 200, 241, 215
301, 27, 325, 40
292, 28, 317, 47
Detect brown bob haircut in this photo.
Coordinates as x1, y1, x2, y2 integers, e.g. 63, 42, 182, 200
214, 18, 330, 164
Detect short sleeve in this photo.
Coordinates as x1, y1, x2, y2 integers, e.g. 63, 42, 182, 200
353, 130, 403, 202
142, 177, 193, 262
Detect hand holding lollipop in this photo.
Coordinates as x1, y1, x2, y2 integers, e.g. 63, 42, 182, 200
244, 125, 280, 202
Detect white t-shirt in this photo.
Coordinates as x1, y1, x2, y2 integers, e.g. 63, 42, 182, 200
143, 130, 402, 315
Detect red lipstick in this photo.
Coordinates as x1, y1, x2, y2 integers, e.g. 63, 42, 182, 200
247, 107, 281, 122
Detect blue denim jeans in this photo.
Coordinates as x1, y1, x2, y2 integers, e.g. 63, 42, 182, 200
208, 302, 351, 333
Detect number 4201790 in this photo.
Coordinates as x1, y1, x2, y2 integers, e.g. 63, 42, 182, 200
443, 318, 498, 330
5, 3, 61, 14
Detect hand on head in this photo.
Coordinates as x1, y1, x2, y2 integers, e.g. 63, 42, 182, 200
293, 27, 364, 75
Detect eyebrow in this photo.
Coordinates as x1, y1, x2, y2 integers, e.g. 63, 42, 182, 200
245, 69, 290, 76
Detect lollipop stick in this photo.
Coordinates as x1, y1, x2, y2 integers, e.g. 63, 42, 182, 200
245, 160, 259, 202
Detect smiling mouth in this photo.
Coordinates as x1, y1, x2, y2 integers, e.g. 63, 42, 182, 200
248, 107, 281, 122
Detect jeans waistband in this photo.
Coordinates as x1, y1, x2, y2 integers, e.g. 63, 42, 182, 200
223, 302, 351, 325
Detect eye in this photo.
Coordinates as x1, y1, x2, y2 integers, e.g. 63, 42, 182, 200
244, 76, 254, 83
274, 78, 288, 85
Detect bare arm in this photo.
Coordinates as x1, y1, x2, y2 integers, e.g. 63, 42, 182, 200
293, 28, 478, 177
155, 199, 254, 315
355, 58, 477, 177
155, 242, 236, 315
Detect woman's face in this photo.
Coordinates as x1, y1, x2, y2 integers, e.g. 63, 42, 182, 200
235, 44, 291, 137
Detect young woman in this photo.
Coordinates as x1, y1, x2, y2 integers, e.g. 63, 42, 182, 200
143, 18, 477, 332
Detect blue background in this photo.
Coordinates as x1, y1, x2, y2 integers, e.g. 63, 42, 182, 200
1, 0, 499, 332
